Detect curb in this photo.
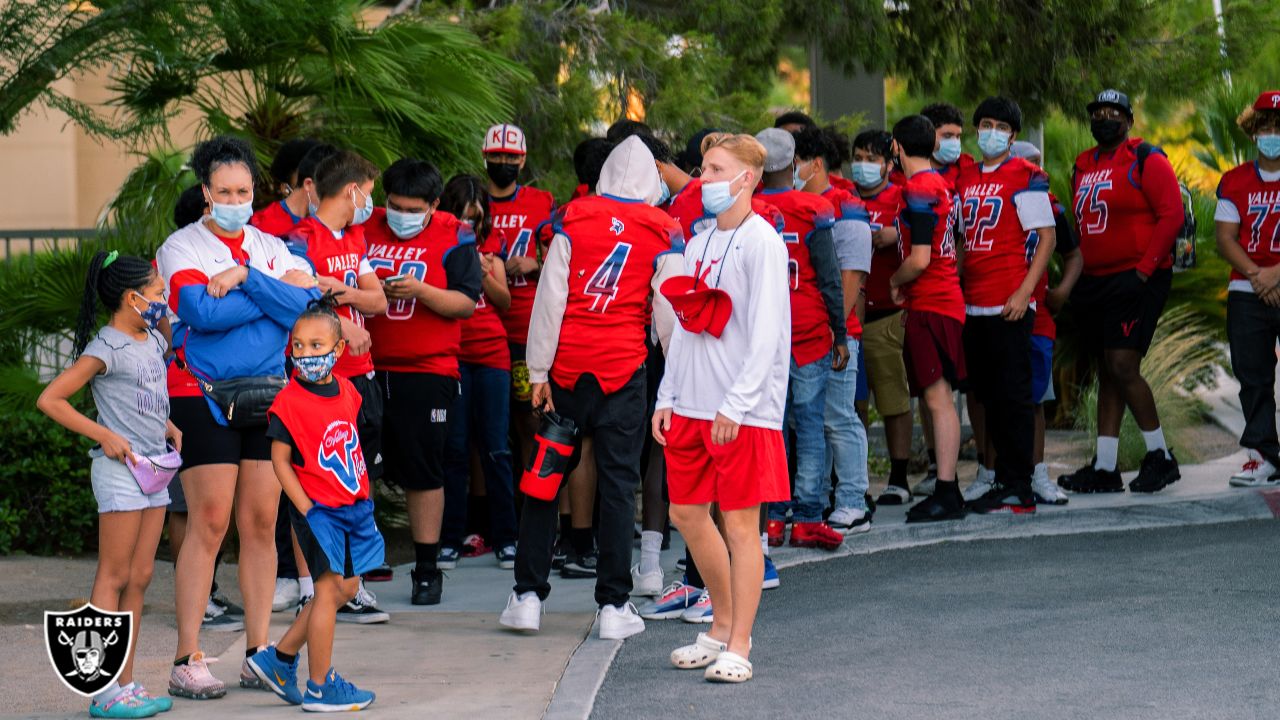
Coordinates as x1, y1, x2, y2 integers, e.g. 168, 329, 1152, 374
543, 485, 1280, 720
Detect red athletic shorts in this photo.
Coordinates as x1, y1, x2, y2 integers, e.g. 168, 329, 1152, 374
663, 414, 790, 511
902, 309, 967, 397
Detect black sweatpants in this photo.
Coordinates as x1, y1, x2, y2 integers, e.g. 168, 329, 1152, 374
962, 312, 1035, 495
1228, 291, 1280, 467
513, 368, 646, 608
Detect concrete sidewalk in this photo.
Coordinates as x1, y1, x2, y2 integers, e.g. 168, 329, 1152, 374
3, 448, 1277, 719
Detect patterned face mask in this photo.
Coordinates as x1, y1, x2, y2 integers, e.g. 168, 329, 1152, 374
131, 292, 167, 329
293, 348, 338, 383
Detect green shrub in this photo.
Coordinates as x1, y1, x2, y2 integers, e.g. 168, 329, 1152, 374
1073, 306, 1223, 470
0, 409, 98, 555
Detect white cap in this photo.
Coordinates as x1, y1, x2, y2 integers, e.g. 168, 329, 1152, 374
483, 124, 527, 156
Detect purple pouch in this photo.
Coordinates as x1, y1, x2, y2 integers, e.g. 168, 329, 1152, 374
125, 446, 183, 495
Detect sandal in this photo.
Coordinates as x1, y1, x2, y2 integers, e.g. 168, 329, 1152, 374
704, 651, 753, 683
670, 632, 727, 669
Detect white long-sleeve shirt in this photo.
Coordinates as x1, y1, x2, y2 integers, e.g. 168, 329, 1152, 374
656, 214, 791, 429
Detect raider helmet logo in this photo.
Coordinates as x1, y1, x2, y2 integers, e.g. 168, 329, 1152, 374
44, 604, 132, 697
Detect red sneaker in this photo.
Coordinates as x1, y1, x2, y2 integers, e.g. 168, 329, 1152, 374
461, 534, 491, 558
766, 520, 786, 547
789, 522, 844, 551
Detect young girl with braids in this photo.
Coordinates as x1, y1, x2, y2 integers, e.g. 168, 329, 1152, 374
246, 293, 382, 712
38, 250, 183, 718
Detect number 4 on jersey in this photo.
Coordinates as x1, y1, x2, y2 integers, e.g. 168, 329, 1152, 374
584, 242, 632, 312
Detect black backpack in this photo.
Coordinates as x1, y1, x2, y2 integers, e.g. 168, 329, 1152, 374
1134, 142, 1197, 272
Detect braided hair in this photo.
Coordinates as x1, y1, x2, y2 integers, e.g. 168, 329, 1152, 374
295, 290, 343, 338
74, 251, 158, 357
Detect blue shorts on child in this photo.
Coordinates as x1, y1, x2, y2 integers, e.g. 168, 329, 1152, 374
288, 499, 385, 581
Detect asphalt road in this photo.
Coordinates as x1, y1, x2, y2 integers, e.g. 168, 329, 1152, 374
592, 519, 1280, 720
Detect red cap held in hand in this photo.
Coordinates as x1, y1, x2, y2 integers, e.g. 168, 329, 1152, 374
660, 274, 732, 338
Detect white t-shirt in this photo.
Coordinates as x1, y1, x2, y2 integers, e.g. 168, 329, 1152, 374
655, 214, 791, 430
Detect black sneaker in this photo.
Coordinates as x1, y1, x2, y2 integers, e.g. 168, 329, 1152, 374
411, 569, 444, 606
551, 538, 570, 570
1058, 461, 1124, 493
336, 582, 390, 624
210, 591, 243, 617
560, 550, 598, 579
968, 484, 1036, 515
1129, 450, 1180, 493
905, 483, 966, 523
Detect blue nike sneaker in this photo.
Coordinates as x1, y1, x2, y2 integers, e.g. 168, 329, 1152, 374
762, 556, 780, 590
302, 668, 375, 712
247, 647, 302, 705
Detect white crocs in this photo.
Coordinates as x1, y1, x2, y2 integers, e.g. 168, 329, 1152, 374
670, 632, 727, 669
704, 651, 753, 683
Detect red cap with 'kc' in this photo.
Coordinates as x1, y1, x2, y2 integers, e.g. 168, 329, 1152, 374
660, 275, 732, 339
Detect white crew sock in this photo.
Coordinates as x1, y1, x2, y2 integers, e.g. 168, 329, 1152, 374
298, 576, 314, 597
639, 531, 663, 575
93, 682, 123, 706
1034, 462, 1048, 481
760, 532, 770, 557
1141, 427, 1170, 459
1095, 436, 1119, 472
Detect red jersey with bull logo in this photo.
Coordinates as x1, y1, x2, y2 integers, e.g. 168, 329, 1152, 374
285, 216, 376, 377
459, 226, 511, 370
492, 185, 556, 345
821, 185, 873, 340
1071, 137, 1182, 276
861, 183, 905, 314
899, 170, 965, 322
955, 157, 1052, 309
1216, 161, 1280, 287
251, 200, 304, 238
551, 195, 684, 393
268, 376, 369, 507
365, 208, 476, 378
757, 188, 838, 365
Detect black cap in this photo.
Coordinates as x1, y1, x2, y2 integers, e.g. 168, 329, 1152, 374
1086, 88, 1133, 117
677, 128, 720, 172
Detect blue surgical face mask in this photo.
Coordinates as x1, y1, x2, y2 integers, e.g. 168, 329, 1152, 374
656, 178, 671, 206
701, 170, 747, 217
351, 188, 373, 225
293, 348, 338, 383
852, 161, 884, 189
792, 161, 814, 191
209, 198, 253, 233
131, 292, 167, 329
386, 208, 428, 239
1258, 134, 1280, 160
933, 137, 962, 165
306, 188, 319, 216
977, 128, 1012, 159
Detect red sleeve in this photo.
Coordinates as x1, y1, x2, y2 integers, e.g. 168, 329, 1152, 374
1137, 153, 1184, 276
167, 269, 209, 314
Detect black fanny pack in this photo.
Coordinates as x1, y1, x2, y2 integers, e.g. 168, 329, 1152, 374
193, 374, 287, 428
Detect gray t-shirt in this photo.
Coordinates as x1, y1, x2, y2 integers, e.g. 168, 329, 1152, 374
81, 326, 170, 457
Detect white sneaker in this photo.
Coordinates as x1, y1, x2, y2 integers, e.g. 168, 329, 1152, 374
631, 564, 664, 597
1032, 467, 1069, 505
1229, 451, 1280, 487
962, 467, 996, 502
499, 591, 542, 632
598, 602, 646, 640
272, 577, 300, 612
827, 507, 872, 535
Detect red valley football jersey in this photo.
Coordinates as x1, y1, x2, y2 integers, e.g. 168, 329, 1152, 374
365, 207, 476, 378
861, 183, 905, 314
899, 170, 965, 322
268, 376, 370, 507
491, 185, 556, 345
1217, 161, 1280, 289
550, 195, 684, 393
285, 217, 376, 377
757, 187, 838, 365
955, 157, 1052, 310
251, 200, 305, 238
459, 226, 511, 370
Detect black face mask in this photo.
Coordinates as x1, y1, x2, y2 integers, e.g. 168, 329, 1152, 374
1090, 118, 1127, 147
486, 161, 520, 188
